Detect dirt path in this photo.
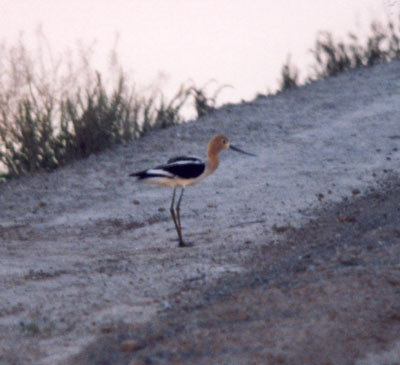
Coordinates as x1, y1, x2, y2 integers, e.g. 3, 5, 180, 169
1, 60, 400, 364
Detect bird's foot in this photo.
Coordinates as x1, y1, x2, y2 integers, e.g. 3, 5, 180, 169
177, 240, 194, 248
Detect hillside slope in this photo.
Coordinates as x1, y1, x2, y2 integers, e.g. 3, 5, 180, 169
1, 60, 400, 364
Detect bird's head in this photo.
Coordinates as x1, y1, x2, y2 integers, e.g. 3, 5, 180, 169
209, 134, 230, 153
208, 134, 256, 156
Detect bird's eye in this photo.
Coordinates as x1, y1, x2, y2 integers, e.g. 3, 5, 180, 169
222, 139, 227, 144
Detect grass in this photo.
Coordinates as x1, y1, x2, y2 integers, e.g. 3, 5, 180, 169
278, 16, 400, 90
19, 320, 40, 335
279, 56, 299, 91
0, 33, 220, 180
188, 80, 232, 118
2, 15, 400, 180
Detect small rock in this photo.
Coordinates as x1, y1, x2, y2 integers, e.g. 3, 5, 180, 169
120, 340, 145, 352
129, 358, 146, 365
337, 216, 356, 223
272, 224, 290, 233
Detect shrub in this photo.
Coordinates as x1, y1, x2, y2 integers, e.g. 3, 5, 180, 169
0, 34, 219, 179
279, 56, 299, 90
189, 80, 232, 118
278, 15, 400, 91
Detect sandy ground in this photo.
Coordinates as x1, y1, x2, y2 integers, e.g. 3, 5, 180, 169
70, 177, 400, 365
0, 60, 400, 364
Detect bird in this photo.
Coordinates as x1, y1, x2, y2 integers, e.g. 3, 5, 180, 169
129, 134, 256, 247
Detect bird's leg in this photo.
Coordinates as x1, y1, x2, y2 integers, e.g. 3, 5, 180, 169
170, 188, 184, 247
169, 187, 179, 232
176, 188, 185, 231
176, 188, 187, 247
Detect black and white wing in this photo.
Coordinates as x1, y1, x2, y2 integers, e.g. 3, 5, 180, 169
130, 155, 205, 181
167, 155, 202, 164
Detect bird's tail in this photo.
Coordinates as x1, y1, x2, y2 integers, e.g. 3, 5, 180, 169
129, 169, 168, 181
129, 169, 150, 180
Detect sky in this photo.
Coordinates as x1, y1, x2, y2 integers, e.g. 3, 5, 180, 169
0, 0, 398, 108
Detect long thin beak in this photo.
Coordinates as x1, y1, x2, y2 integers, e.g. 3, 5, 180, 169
229, 144, 257, 156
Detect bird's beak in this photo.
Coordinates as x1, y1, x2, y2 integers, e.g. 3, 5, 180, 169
229, 144, 257, 156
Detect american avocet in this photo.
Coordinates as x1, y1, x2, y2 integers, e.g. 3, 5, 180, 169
130, 134, 255, 247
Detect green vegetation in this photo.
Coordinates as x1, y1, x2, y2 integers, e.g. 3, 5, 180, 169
19, 320, 40, 335
0, 34, 220, 180
279, 56, 299, 91
279, 16, 400, 90
189, 80, 232, 118
2, 15, 400, 180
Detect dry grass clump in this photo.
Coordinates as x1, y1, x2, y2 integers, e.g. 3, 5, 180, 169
279, 16, 400, 90
0, 34, 219, 180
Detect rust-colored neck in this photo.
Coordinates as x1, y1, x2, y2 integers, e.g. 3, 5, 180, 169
206, 140, 221, 175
